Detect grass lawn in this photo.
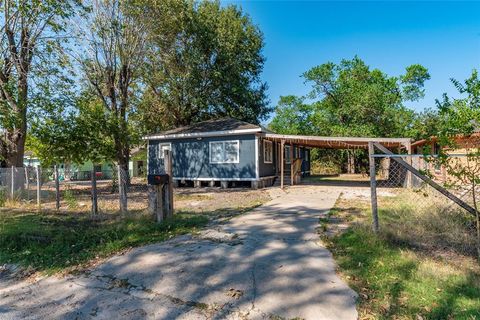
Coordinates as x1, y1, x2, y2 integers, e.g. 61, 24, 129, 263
323, 195, 480, 320
0, 212, 208, 274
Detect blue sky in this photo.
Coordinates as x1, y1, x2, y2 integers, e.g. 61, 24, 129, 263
222, 1, 480, 122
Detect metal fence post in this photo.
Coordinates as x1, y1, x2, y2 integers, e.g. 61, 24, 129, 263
24, 167, 30, 201
368, 142, 379, 233
10, 166, 14, 199
91, 168, 98, 215
36, 165, 41, 209
54, 164, 60, 210
118, 164, 127, 214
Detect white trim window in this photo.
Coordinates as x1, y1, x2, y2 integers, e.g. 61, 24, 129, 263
285, 145, 291, 164
210, 140, 240, 164
263, 140, 273, 163
158, 143, 171, 159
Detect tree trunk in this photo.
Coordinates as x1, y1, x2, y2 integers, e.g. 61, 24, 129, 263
347, 150, 355, 174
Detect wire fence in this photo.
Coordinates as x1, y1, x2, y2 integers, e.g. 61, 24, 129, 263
372, 154, 479, 257
0, 165, 150, 214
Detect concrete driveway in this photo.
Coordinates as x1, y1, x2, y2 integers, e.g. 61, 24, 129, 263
0, 185, 357, 320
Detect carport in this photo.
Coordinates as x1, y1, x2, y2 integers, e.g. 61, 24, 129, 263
260, 133, 412, 189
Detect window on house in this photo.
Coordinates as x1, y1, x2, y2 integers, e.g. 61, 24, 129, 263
158, 143, 171, 159
285, 145, 291, 164
264, 140, 273, 163
210, 140, 239, 164
305, 150, 309, 162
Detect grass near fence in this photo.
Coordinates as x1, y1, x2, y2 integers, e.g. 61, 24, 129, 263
0, 212, 209, 274
322, 193, 480, 320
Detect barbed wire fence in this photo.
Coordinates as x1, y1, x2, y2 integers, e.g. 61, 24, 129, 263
371, 152, 479, 257
0, 165, 150, 215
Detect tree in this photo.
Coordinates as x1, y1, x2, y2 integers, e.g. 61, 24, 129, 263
27, 92, 115, 167
137, 0, 269, 132
433, 70, 480, 259
0, 0, 82, 167
301, 57, 429, 138
270, 57, 430, 173
78, 0, 147, 178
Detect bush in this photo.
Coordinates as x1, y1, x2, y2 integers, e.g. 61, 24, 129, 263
310, 160, 341, 175
0, 187, 6, 207
63, 188, 78, 209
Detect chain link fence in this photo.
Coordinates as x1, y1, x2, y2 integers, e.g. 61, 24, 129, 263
0, 165, 150, 214
372, 154, 479, 257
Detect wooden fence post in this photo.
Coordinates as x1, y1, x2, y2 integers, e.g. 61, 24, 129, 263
54, 165, 60, 210
118, 165, 127, 214
91, 168, 98, 215
368, 142, 379, 233
36, 165, 41, 209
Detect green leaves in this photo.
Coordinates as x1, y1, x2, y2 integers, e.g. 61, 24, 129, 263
273, 56, 429, 139
139, 0, 269, 131
401, 64, 431, 101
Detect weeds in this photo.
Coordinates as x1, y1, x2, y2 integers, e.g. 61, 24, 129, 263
63, 188, 78, 209
323, 194, 480, 319
0, 212, 208, 274
0, 187, 6, 207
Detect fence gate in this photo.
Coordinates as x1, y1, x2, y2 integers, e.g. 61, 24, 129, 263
368, 142, 479, 255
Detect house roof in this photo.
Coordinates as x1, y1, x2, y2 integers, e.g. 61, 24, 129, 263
143, 117, 411, 150
143, 118, 264, 140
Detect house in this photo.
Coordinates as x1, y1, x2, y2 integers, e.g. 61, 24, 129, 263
22, 151, 147, 181
411, 132, 480, 183
143, 118, 311, 189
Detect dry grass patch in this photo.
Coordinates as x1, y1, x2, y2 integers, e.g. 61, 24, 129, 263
322, 193, 480, 320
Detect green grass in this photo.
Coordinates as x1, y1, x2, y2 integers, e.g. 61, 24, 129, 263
0, 212, 208, 274
324, 197, 480, 319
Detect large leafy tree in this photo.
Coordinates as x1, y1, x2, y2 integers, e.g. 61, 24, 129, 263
137, 0, 269, 132
78, 0, 147, 176
0, 0, 82, 167
270, 57, 430, 173
271, 57, 430, 137
27, 92, 116, 167
433, 70, 480, 259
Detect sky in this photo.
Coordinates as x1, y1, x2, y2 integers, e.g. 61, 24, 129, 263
222, 1, 480, 122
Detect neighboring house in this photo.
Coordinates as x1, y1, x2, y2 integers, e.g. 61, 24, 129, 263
144, 118, 311, 189
22, 151, 147, 181
411, 132, 480, 183
129, 147, 147, 178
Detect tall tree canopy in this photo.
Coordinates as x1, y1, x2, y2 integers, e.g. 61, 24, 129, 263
137, 0, 270, 132
76, 0, 147, 173
0, 0, 82, 167
270, 57, 430, 138
436, 70, 480, 138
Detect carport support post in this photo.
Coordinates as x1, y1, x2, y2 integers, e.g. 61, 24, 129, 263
368, 142, 379, 233
280, 140, 285, 189
290, 143, 294, 186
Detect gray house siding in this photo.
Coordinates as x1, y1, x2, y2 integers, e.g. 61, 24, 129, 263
148, 134, 257, 180
258, 138, 276, 177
